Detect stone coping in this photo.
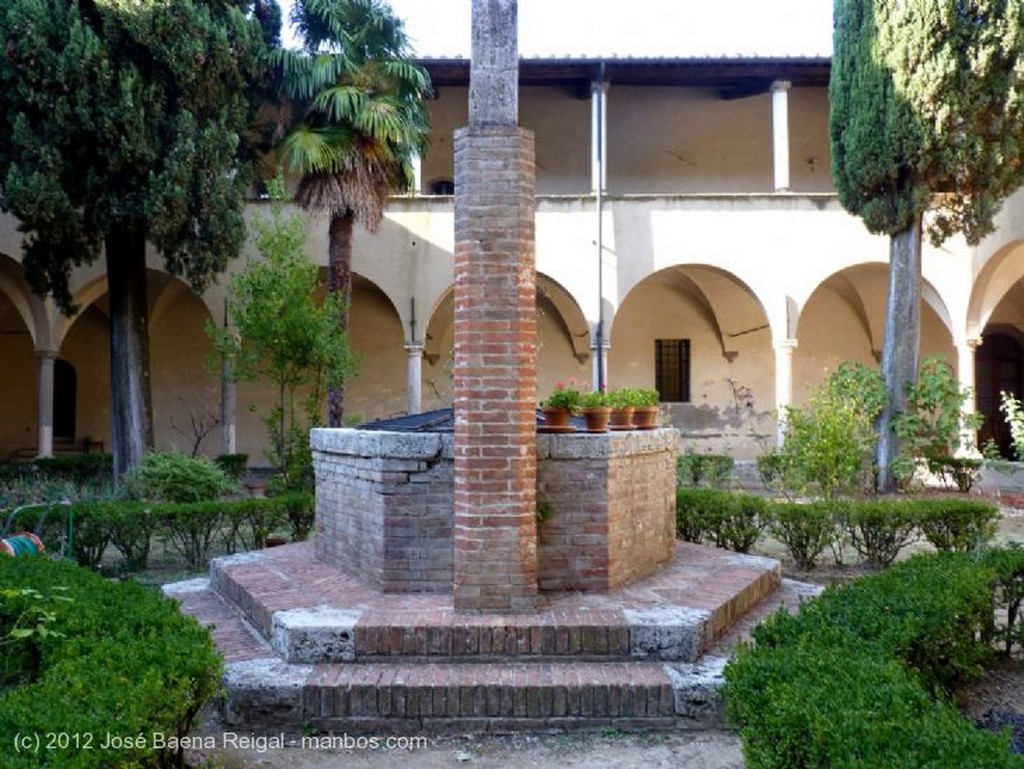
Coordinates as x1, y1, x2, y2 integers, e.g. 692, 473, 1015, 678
311, 427, 680, 461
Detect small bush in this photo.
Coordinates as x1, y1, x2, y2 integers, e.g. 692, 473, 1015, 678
706, 492, 767, 553
676, 451, 734, 489
0, 557, 221, 768
926, 454, 983, 493
214, 452, 249, 481
675, 489, 766, 552
125, 451, 235, 504
767, 501, 838, 570
915, 499, 998, 553
979, 545, 1024, 656
840, 499, 919, 568
156, 502, 225, 570
675, 488, 729, 543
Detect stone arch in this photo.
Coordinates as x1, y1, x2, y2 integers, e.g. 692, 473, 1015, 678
608, 264, 774, 457
421, 274, 593, 410
0, 254, 50, 350
968, 240, 1024, 338
794, 263, 955, 403
537, 274, 590, 363
611, 264, 771, 361
340, 272, 409, 421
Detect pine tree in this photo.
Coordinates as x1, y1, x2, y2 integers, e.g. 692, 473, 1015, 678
830, 0, 1024, 489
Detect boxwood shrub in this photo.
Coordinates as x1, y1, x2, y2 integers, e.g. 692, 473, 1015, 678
0, 557, 221, 768
726, 551, 1024, 769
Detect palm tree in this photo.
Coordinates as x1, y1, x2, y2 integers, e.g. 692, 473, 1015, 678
275, 0, 431, 425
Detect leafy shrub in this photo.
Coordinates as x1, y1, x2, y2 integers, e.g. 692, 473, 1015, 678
676, 450, 734, 489
705, 492, 767, 553
675, 488, 730, 543
675, 489, 766, 552
726, 552, 1022, 769
915, 499, 998, 553
893, 356, 982, 485
0, 557, 221, 768
979, 545, 1024, 656
125, 451, 235, 504
840, 499, 919, 567
214, 452, 249, 481
1002, 391, 1024, 460
767, 501, 838, 570
727, 642, 1017, 769
35, 454, 112, 483
926, 455, 983, 492
101, 502, 158, 570
156, 502, 225, 570
276, 491, 315, 541
776, 362, 884, 499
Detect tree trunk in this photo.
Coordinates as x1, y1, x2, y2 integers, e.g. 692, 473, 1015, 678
106, 228, 153, 481
327, 209, 354, 427
876, 213, 923, 492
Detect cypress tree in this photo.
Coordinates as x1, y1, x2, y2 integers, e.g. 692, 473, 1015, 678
830, 0, 1024, 489
0, 0, 273, 478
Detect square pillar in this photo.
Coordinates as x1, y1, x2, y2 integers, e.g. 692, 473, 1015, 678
452, 125, 539, 613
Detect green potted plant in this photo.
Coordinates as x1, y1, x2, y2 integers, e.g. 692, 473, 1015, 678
580, 389, 611, 433
541, 380, 582, 430
606, 387, 636, 430
631, 388, 661, 429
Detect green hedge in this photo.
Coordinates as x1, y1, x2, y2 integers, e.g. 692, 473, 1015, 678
676, 488, 767, 552
674, 489, 999, 569
6, 493, 314, 572
725, 551, 1024, 768
0, 557, 221, 768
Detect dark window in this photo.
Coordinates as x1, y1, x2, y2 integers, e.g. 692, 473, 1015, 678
655, 339, 690, 402
429, 179, 455, 195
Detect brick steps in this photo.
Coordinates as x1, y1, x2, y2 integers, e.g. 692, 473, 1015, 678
164, 540, 804, 732
224, 657, 729, 733
206, 541, 781, 665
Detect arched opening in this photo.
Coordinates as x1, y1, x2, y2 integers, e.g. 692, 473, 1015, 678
53, 359, 76, 442
794, 264, 954, 404
976, 330, 1023, 456
610, 264, 772, 457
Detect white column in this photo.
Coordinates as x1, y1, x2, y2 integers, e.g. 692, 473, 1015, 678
956, 337, 982, 456
774, 338, 798, 446
591, 80, 608, 192
36, 350, 56, 458
410, 152, 422, 195
771, 80, 791, 192
219, 304, 236, 455
406, 342, 424, 414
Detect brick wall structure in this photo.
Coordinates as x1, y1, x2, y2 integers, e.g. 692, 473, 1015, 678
452, 125, 539, 613
311, 428, 679, 597
536, 431, 678, 592
312, 429, 454, 594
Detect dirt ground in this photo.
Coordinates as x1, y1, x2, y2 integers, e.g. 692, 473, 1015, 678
188, 729, 744, 769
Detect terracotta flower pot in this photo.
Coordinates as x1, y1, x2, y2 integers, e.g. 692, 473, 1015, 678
541, 407, 574, 431
582, 407, 612, 433
609, 406, 635, 430
632, 405, 660, 430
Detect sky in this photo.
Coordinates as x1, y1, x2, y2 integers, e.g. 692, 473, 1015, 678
280, 0, 833, 59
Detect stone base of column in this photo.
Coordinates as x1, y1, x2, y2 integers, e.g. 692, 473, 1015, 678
453, 125, 539, 613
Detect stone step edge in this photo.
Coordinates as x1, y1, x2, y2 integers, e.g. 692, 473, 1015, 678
207, 557, 780, 665
222, 656, 728, 733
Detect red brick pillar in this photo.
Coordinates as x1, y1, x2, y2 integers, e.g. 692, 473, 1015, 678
452, 125, 538, 613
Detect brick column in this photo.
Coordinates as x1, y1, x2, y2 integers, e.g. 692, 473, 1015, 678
452, 0, 538, 613
452, 125, 539, 613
